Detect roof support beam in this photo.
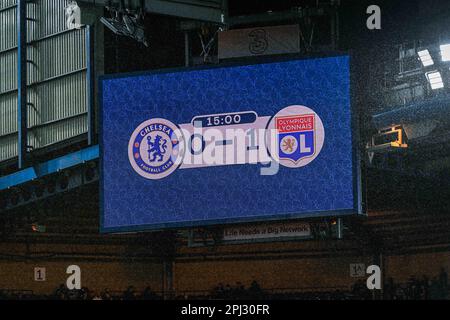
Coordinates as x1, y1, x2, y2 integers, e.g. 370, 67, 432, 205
17, 0, 28, 169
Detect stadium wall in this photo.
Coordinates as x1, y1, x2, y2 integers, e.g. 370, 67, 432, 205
173, 256, 374, 293
384, 251, 450, 283
0, 260, 163, 295
0, 245, 449, 295
0, 0, 103, 165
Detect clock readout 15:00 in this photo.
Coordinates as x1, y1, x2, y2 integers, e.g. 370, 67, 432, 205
192, 111, 257, 128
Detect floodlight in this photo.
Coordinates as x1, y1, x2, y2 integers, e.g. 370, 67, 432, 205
418, 49, 434, 67
440, 44, 450, 61
426, 71, 444, 90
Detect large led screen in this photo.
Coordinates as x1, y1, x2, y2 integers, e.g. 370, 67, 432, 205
100, 55, 361, 232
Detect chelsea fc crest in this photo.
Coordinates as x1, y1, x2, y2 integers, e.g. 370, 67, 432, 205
128, 118, 184, 180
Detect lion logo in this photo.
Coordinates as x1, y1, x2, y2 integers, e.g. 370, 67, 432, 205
281, 137, 297, 154
147, 135, 167, 162
280, 135, 298, 155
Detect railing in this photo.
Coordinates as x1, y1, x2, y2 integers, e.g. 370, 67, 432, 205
108, 285, 352, 300
1, 284, 447, 300
0, 289, 34, 297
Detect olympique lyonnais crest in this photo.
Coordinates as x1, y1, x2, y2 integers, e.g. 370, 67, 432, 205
267, 105, 325, 168
276, 114, 315, 163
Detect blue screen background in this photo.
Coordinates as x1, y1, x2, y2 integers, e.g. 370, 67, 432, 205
101, 56, 355, 231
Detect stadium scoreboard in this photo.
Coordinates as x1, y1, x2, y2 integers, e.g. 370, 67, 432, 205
100, 55, 362, 232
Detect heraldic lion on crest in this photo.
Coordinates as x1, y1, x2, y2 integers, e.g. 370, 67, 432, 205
147, 135, 168, 162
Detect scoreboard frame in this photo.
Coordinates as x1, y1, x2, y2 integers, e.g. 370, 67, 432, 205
99, 52, 365, 233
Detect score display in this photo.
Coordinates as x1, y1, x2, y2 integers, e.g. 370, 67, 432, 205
100, 55, 362, 232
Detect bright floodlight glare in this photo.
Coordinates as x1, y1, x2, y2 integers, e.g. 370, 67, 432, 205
426, 71, 444, 90
440, 44, 450, 61
418, 49, 434, 67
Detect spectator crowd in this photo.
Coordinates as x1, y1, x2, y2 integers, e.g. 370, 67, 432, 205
0, 268, 448, 300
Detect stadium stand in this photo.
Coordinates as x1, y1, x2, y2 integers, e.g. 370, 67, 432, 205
0, 268, 447, 300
